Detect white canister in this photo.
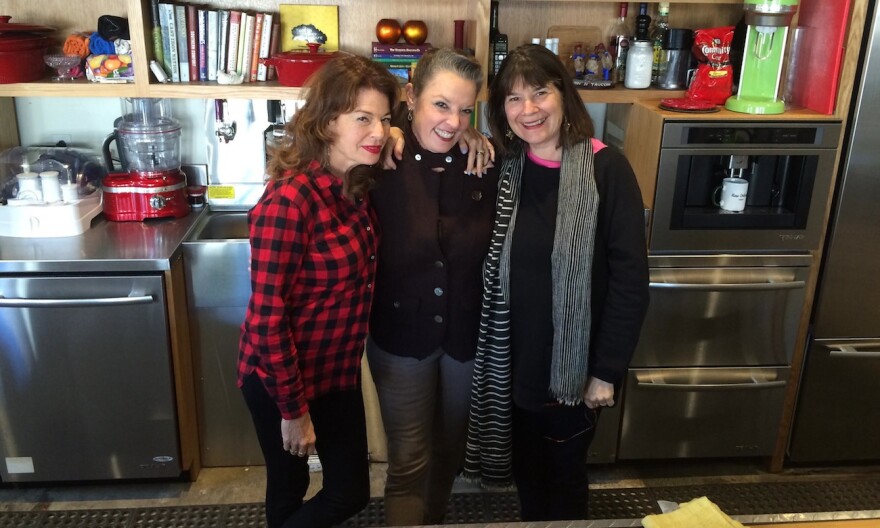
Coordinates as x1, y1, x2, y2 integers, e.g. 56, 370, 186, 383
61, 183, 80, 203
40, 171, 63, 203
15, 172, 42, 201
624, 40, 653, 89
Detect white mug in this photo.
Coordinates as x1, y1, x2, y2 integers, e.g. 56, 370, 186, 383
713, 177, 749, 212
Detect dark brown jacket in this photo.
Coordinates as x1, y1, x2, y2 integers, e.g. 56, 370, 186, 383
369, 118, 498, 361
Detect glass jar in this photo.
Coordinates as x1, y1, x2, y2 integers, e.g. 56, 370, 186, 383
625, 40, 653, 89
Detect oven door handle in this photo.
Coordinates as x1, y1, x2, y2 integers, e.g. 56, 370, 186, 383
829, 346, 880, 359
0, 294, 155, 308
634, 373, 787, 391
649, 280, 805, 291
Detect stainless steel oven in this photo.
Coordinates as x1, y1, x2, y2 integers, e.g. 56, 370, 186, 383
650, 122, 840, 252
618, 254, 811, 459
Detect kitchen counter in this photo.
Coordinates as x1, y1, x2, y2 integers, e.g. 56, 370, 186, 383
0, 208, 208, 273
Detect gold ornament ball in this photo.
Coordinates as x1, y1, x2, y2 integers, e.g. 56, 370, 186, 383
402, 20, 428, 45
376, 19, 402, 44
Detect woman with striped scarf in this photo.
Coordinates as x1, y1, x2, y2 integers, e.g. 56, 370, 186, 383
463, 44, 650, 521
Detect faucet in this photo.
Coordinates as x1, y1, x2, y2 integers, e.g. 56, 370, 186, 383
214, 99, 237, 143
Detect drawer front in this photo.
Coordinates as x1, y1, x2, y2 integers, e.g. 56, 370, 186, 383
618, 367, 788, 459
631, 266, 808, 367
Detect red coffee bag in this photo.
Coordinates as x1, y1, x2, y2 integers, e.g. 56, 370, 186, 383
689, 26, 736, 105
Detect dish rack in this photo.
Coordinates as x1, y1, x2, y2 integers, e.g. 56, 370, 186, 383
0, 191, 103, 238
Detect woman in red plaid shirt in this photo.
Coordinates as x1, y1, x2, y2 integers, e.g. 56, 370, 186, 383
238, 54, 399, 528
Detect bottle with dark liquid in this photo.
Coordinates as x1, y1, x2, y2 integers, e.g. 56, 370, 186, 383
635, 3, 651, 41
489, 1, 508, 82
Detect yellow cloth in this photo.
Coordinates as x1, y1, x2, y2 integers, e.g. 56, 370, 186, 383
642, 496, 744, 528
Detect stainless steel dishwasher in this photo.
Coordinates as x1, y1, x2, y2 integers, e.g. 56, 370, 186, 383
0, 274, 181, 482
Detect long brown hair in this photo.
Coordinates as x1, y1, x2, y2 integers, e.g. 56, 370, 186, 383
486, 44, 594, 158
267, 54, 399, 198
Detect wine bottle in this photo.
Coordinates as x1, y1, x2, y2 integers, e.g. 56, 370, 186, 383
650, 2, 670, 84
635, 3, 651, 41
489, 1, 508, 82
607, 2, 632, 84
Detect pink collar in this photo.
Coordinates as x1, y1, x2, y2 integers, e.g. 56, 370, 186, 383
526, 138, 607, 168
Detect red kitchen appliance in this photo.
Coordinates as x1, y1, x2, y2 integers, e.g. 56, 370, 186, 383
102, 98, 190, 221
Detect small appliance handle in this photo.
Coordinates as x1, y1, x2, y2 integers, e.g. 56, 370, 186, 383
102, 131, 118, 171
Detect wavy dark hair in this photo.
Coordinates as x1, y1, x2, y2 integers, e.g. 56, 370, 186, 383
267, 53, 400, 199
486, 44, 594, 158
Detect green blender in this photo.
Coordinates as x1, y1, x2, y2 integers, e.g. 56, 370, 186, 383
725, 0, 799, 114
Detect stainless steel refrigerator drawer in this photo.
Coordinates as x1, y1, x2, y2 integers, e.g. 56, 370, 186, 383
632, 265, 809, 367
618, 367, 789, 459
789, 339, 880, 462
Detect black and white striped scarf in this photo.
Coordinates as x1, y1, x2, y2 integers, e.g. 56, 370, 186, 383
463, 139, 599, 489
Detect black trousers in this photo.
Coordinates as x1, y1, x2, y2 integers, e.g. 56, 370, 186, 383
512, 402, 599, 521
241, 373, 370, 528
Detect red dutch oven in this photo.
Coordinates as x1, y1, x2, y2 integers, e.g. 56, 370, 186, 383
261, 43, 339, 87
0, 16, 55, 84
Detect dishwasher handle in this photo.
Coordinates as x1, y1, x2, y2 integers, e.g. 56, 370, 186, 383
0, 294, 155, 308
649, 280, 805, 291
634, 372, 787, 391
829, 345, 880, 359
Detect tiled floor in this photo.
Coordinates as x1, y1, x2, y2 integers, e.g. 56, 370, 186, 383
2, 459, 880, 514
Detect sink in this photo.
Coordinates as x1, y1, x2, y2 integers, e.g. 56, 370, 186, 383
189, 212, 249, 241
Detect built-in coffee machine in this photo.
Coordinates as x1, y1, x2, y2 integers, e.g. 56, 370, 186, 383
649, 121, 840, 252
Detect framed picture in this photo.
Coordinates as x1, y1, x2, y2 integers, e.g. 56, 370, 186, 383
279, 4, 339, 51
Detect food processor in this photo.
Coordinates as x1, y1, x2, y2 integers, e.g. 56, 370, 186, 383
101, 98, 190, 221
725, 0, 799, 114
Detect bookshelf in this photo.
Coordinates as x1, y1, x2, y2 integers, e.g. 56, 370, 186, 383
0, 0, 748, 103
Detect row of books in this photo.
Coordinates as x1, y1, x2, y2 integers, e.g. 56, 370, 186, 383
150, 1, 281, 83
371, 42, 433, 83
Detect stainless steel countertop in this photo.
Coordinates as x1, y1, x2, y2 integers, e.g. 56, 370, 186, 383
0, 208, 209, 274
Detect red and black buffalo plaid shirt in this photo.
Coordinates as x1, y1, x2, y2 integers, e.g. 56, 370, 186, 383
238, 163, 379, 419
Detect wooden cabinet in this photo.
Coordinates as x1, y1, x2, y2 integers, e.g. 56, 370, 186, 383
0, 0, 747, 103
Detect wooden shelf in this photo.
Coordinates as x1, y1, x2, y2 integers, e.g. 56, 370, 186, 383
634, 99, 843, 121
0, 79, 140, 98
578, 87, 686, 104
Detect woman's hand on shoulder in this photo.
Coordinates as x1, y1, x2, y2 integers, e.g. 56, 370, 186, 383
459, 126, 495, 177
381, 127, 406, 170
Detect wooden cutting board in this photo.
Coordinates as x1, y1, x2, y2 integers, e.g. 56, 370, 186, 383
547, 25, 603, 73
